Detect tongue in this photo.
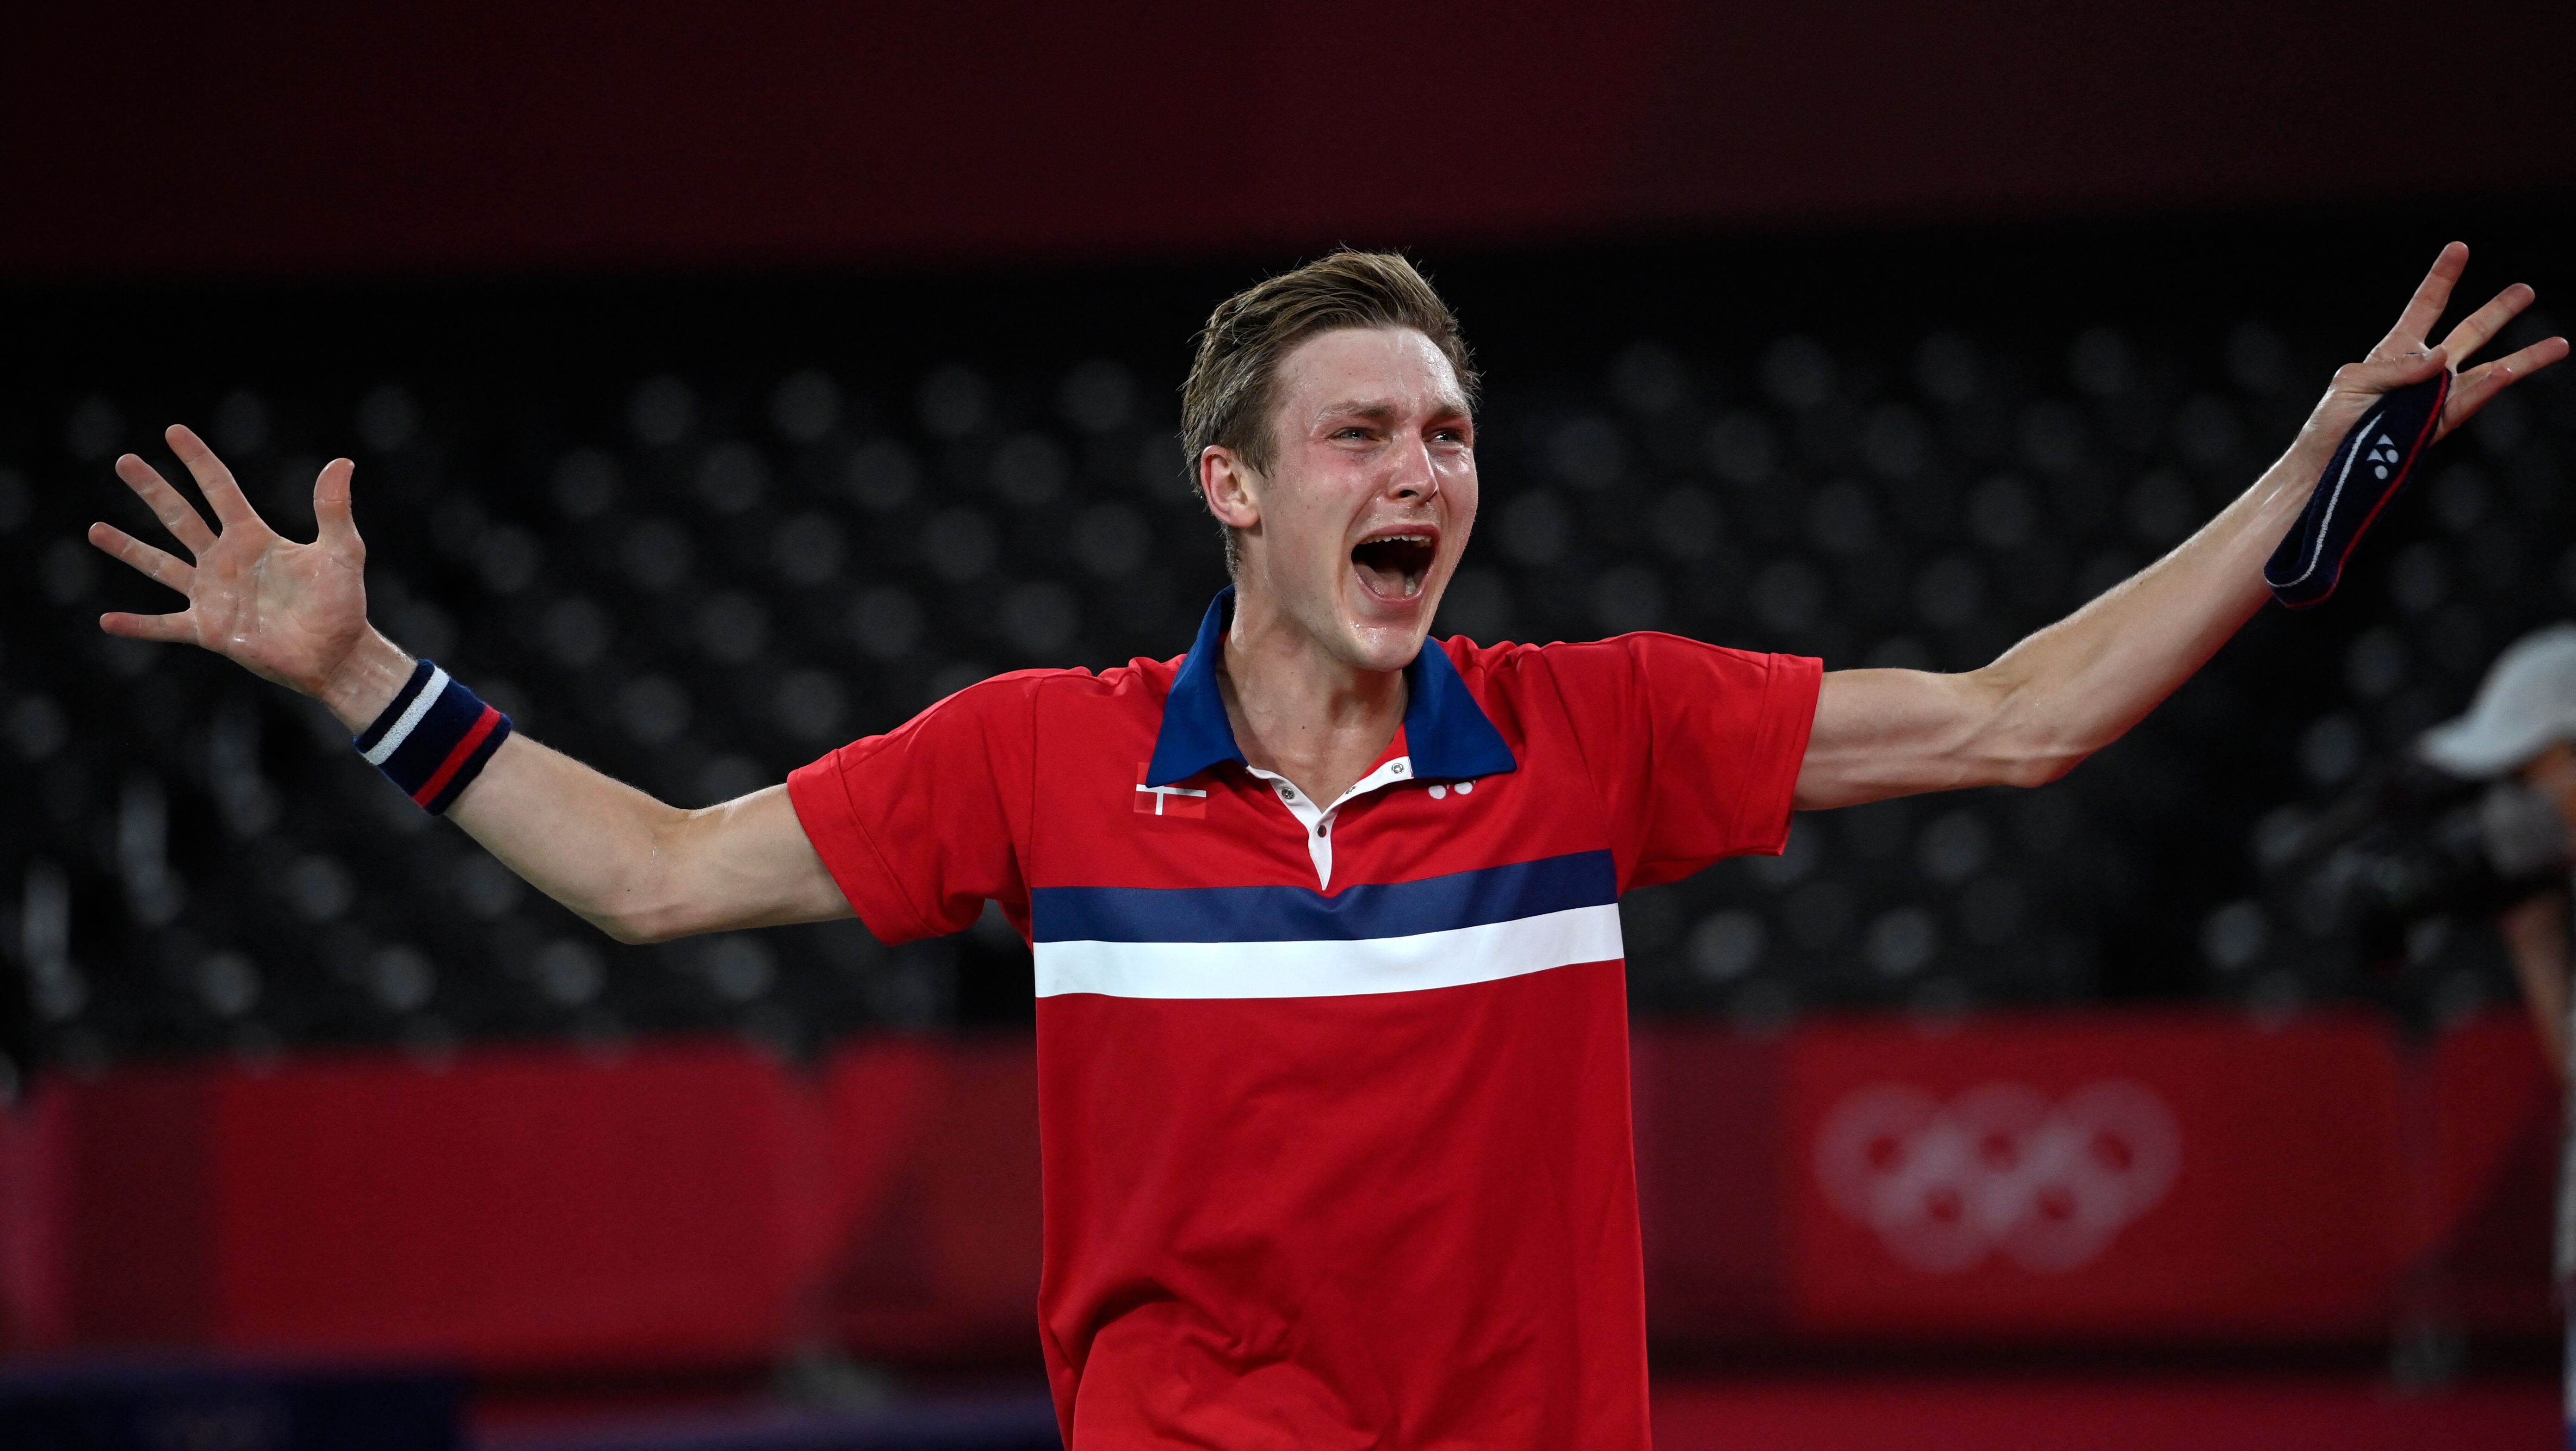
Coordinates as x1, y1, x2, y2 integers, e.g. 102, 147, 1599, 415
1355, 554, 1411, 596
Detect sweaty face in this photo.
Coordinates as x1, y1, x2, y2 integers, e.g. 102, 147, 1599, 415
1222, 327, 1477, 672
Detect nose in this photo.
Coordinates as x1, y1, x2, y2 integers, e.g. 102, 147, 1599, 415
1386, 437, 1440, 504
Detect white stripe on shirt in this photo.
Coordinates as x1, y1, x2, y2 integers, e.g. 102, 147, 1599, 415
1032, 902, 1623, 1000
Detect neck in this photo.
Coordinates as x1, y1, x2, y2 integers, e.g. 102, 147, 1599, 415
1217, 585, 1409, 805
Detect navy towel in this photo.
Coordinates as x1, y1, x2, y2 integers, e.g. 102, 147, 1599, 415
2265, 372, 2448, 609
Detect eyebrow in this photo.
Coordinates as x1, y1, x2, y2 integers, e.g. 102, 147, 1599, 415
1309, 397, 1475, 429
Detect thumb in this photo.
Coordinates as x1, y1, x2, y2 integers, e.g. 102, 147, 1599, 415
314, 459, 361, 553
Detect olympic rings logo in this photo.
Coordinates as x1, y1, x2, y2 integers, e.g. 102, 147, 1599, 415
1814, 1080, 2181, 1274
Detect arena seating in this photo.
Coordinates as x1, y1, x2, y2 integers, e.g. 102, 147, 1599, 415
0, 262, 2570, 1083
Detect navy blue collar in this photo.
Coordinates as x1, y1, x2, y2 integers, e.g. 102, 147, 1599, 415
1146, 587, 1520, 787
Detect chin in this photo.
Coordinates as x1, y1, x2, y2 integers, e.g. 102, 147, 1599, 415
1332, 565, 1453, 669
1332, 615, 1436, 674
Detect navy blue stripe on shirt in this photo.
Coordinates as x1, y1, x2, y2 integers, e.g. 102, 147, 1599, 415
1031, 850, 1616, 944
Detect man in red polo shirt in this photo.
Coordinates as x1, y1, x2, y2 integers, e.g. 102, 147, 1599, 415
87, 246, 2562, 1446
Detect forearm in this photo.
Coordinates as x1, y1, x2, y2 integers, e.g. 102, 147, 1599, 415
1799, 251, 2567, 811
1963, 433, 2330, 778
1947, 254, 2565, 787
438, 735, 694, 941
454, 737, 848, 941
322, 631, 845, 943
1796, 434, 2332, 808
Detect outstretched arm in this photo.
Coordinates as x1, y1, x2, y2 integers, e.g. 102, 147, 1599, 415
87, 426, 851, 943
1794, 243, 2570, 810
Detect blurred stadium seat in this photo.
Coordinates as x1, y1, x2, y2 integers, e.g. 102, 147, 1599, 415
1, 249, 2570, 1083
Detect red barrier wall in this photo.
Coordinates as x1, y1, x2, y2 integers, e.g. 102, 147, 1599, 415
2419, 1014, 2558, 1333
2, 1042, 829, 1369
819, 1039, 1044, 1363
209, 1042, 828, 1367
1632, 1029, 1788, 1344
0, 1012, 2554, 1372
1779, 1012, 2410, 1341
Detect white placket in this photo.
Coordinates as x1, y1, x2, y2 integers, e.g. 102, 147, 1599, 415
1245, 756, 1416, 890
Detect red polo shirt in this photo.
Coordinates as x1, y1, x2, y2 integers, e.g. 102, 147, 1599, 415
788, 590, 1821, 1448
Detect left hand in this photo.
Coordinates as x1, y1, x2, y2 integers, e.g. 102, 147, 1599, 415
87, 425, 394, 715
2295, 242, 2567, 456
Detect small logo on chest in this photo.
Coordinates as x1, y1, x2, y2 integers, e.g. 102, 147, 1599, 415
1134, 763, 1209, 818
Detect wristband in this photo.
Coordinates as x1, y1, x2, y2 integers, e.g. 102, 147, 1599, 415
2263, 372, 2448, 609
353, 659, 513, 814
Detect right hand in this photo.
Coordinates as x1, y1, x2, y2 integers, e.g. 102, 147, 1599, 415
88, 425, 401, 719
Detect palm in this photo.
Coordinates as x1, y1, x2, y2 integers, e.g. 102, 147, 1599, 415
2303, 242, 2569, 452
88, 426, 372, 695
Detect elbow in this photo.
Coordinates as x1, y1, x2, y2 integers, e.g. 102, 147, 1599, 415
591, 808, 709, 945
1963, 674, 2093, 789
594, 913, 663, 947
594, 901, 695, 947
1993, 743, 2089, 789
588, 875, 700, 946
2003, 754, 2083, 789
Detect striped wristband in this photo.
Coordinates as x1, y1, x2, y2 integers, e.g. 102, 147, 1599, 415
353, 659, 514, 814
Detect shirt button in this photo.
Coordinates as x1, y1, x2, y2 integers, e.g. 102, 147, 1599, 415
1456, 780, 1475, 795
1429, 784, 1448, 800
1317, 824, 1328, 837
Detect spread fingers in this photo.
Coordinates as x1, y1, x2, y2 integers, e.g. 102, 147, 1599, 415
98, 610, 198, 644
113, 452, 219, 556
2434, 282, 2535, 365
164, 423, 263, 531
2378, 241, 2469, 353
2444, 335, 2572, 430
87, 521, 197, 595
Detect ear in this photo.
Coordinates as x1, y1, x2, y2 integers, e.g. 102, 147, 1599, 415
1200, 446, 1263, 530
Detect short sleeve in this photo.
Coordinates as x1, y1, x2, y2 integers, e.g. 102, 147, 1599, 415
785, 673, 1046, 944
1533, 634, 1822, 891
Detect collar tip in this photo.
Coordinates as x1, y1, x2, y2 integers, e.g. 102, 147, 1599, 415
1146, 751, 1232, 788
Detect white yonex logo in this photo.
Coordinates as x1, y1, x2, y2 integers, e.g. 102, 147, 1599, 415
1136, 782, 1208, 814
2365, 431, 2401, 480
1814, 1080, 2180, 1274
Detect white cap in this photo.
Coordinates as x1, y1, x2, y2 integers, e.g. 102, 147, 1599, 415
2417, 623, 2576, 779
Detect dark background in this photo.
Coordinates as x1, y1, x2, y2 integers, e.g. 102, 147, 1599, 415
5, 5, 2576, 1438
6, 1, 2572, 276
4, 0, 2575, 1062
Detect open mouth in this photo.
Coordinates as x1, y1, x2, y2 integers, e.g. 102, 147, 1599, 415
1351, 533, 1437, 600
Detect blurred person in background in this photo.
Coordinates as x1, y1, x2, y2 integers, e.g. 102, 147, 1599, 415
78, 246, 2562, 1447
2417, 623, 2576, 1434
2423, 625, 2576, 1077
